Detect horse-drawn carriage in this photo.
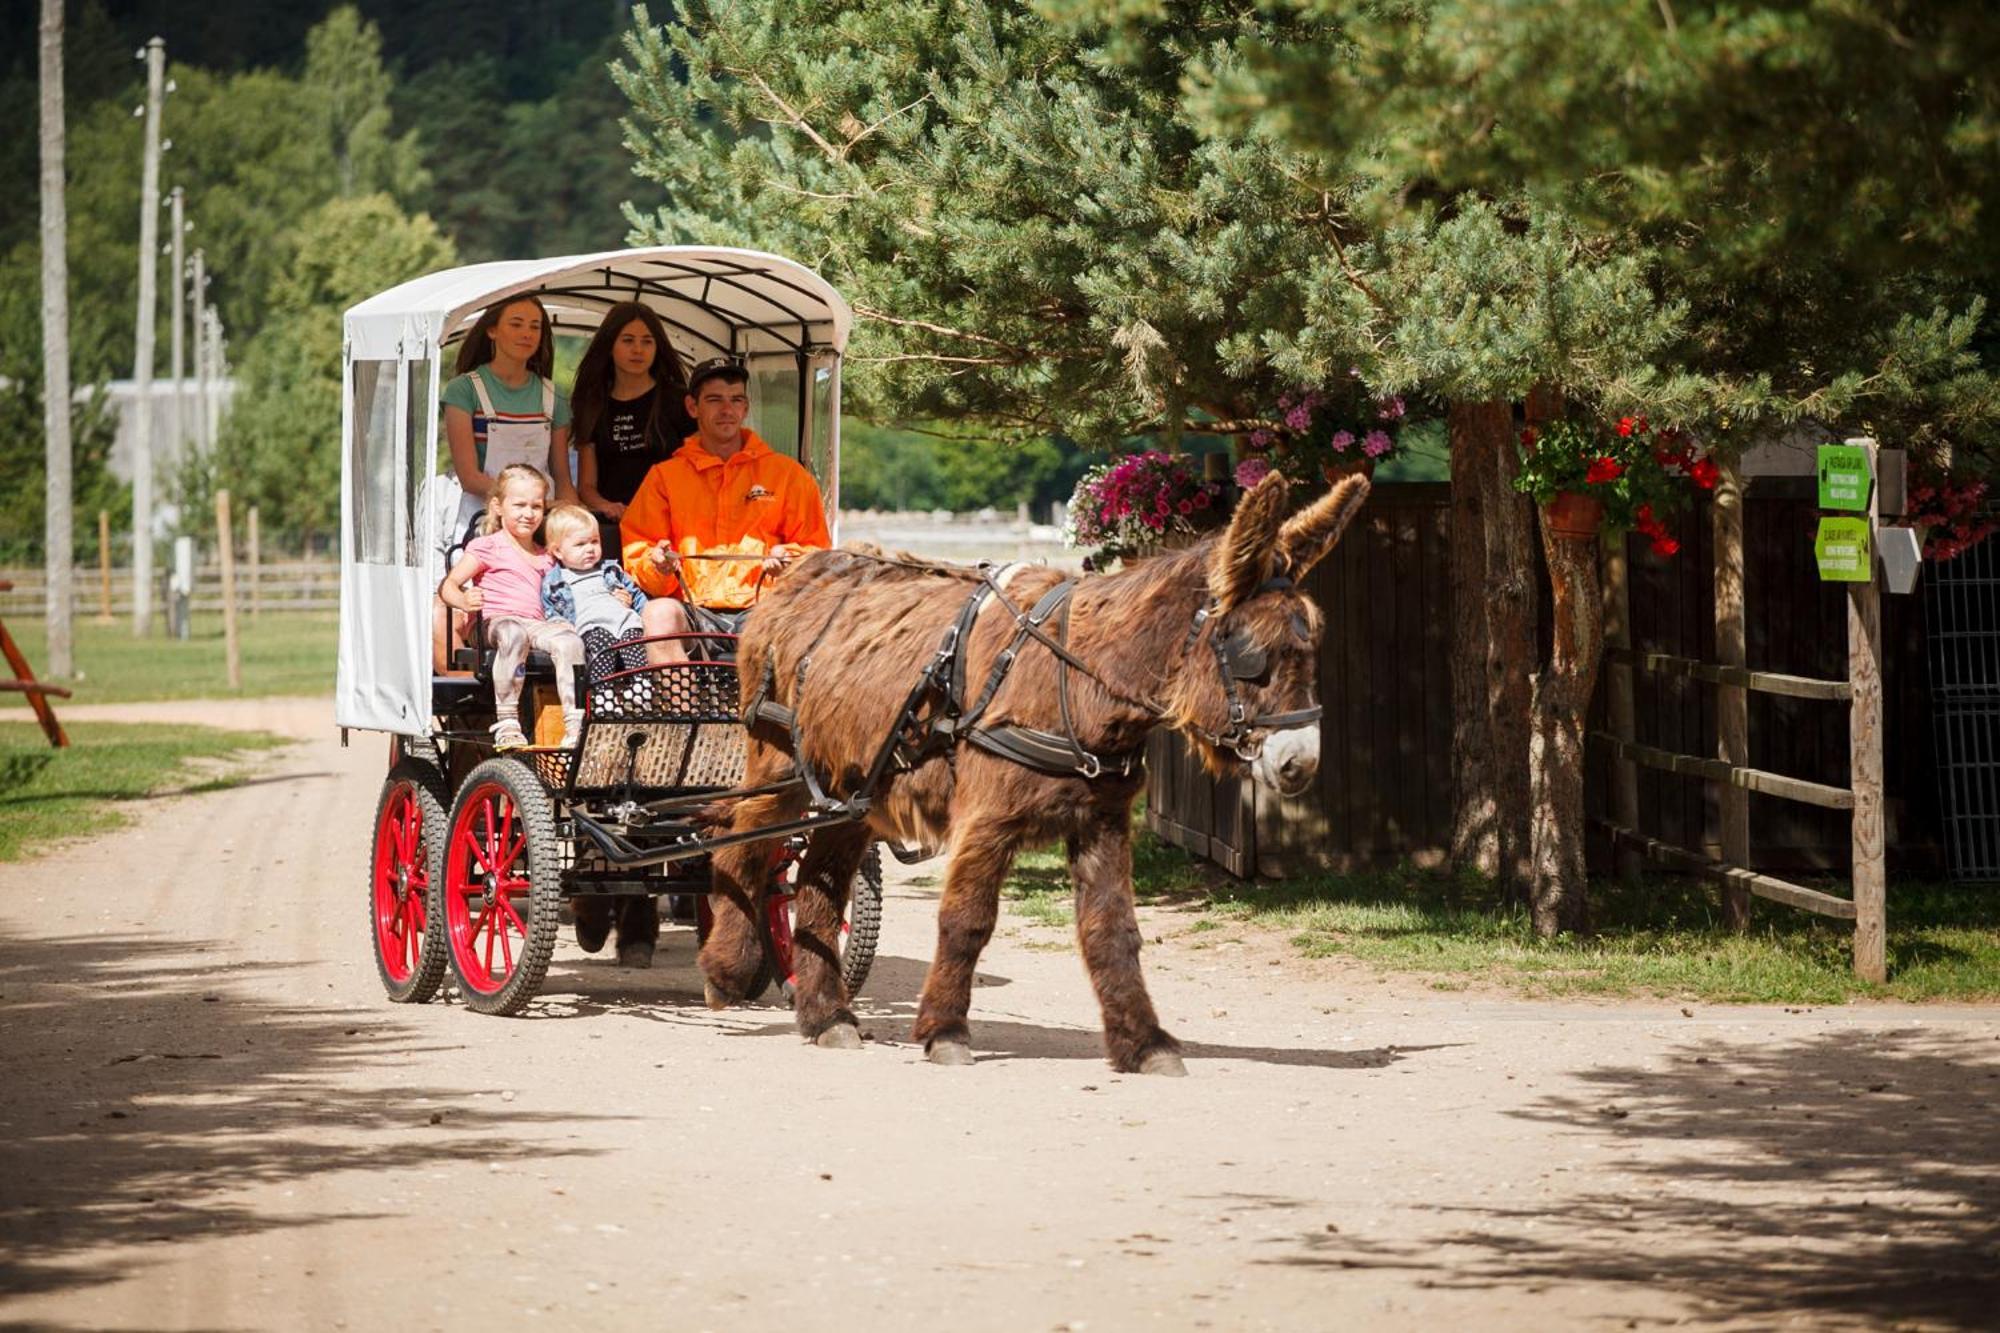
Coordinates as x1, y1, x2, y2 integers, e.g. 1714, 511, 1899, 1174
344, 245, 1367, 1072
341, 246, 881, 1016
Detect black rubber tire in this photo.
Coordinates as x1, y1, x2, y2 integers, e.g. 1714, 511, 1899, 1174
841, 842, 885, 997
369, 758, 453, 1004
436, 756, 562, 1016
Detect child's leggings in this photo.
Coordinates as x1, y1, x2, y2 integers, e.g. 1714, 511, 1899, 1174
486, 616, 584, 715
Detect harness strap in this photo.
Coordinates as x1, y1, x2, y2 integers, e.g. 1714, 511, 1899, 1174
949, 579, 1075, 737
963, 725, 1142, 780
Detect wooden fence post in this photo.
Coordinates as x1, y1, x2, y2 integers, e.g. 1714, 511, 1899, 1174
1848, 439, 1886, 982
1714, 459, 1751, 929
96, 509, 112, 624
215, 489, 242, 690
1601, 537, 1641, 884
247, 505, 261, 618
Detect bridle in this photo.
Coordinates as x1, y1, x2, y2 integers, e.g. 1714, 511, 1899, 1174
1178, 575, 1324, 762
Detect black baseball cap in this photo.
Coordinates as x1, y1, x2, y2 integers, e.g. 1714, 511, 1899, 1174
687, 356, 749, 395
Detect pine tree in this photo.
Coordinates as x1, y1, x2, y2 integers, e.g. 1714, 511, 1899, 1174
614, 1, 1374, 445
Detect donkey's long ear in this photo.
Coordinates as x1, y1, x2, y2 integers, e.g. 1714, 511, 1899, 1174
1275, 474, 1371, 581
1208, 471, 1291, 611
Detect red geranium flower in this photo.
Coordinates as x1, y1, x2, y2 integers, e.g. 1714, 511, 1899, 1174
1617, 417, 1635, 437
1690, 457, 1720, 490
1650, 536, 1680, 557
1585, 456, 1624, 485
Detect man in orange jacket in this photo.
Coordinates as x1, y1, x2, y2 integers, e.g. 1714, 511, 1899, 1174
621, 358, 831, 661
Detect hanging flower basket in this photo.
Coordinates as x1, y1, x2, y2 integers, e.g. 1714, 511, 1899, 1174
1542, 491, 1605, 540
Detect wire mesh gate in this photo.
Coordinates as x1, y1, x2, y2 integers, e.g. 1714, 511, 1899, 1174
1925, 525, 2000, 881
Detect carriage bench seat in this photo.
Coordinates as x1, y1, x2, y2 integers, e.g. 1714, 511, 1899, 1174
449, 644, 559, 683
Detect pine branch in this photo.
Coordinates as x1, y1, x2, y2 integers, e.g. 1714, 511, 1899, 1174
852, 305, 1031, 353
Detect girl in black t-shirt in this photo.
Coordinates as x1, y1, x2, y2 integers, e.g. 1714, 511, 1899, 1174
571, 302, 695, 526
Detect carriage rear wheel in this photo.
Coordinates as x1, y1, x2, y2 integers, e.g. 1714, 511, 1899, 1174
437, 757, 561, 1016
770, 842, 885, 1002
369, 758, 452, 1004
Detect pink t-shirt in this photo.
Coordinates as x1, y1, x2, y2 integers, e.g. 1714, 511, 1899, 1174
464, 532, 554, 622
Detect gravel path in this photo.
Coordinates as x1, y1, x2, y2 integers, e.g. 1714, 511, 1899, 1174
1, 699, 1995, 1330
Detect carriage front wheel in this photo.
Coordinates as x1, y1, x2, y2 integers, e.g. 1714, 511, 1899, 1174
769, 841, 886, 1002
369, 758, 452, 1003
437, 757, 562, 1016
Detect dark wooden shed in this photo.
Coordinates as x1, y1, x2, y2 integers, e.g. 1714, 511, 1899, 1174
1144, 481, 1943, 879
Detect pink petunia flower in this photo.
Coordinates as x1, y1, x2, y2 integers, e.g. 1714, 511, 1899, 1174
1363, 430, 1392, 458
1330, 430, 1355, 453
1235, 457, 1272, 488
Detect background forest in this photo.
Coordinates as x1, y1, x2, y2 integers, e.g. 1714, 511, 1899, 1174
0, 0, 1085, 559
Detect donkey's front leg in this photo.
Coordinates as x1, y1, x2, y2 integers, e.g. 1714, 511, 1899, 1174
911, 824, 1019, 1066
699, 790, 794, 1008
788, 822, 871, 1048
1071, 806, 1184, 1075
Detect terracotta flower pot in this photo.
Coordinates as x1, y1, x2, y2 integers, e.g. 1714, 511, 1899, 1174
1542, 491, 1604, 541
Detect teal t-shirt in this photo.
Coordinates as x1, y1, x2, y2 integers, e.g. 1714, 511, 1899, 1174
441, 366, 573, 470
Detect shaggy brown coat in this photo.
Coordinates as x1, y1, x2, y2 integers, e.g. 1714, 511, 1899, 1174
699, 472, 1369, 1073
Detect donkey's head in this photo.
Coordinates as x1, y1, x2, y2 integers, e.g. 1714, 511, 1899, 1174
1161, 471, 1370, 797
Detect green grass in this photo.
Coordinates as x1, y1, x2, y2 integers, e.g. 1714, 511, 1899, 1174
1, 612, 336, 705
0, 721, 288, 861
1006, 828, 2000, 1004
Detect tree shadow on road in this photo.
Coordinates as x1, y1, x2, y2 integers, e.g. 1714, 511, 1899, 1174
1256, 1027, 2000, 1327
0, 929, 616, 1315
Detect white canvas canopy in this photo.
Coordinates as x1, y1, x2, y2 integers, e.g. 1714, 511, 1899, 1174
336, 246, 852, 736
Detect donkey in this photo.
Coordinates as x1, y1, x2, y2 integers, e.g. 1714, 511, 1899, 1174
698, 472, 1369, 1074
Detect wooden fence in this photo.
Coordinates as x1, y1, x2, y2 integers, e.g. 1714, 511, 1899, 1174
0, 561, 338, 617
1146, 481, 1942, 878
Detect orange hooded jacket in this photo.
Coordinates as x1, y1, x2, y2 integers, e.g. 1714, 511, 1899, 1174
618, 428, 832, 609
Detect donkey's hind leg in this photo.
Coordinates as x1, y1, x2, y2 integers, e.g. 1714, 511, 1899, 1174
788, 821, 871, 1048
1070, 806, 1184, 1075
911, 821, 1021, 1066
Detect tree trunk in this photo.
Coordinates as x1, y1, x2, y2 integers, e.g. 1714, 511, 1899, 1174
1529, 512, 1604, 937
39, 0, 72, 677
1486, 399, 1538, 902
1447, 401, 1497, 876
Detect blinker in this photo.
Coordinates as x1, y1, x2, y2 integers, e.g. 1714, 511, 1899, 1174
1221, 629, 1268, 682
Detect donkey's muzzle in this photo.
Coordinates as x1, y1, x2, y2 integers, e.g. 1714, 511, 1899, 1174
1252, 725, 1320, 797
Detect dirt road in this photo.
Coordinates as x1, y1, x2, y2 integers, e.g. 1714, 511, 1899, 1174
2, 700, 1996, 1331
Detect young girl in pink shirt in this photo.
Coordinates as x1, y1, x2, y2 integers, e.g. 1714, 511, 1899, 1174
440, 464, 586, 749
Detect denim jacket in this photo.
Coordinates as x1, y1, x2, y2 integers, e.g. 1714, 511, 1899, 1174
541, 560, 649, 625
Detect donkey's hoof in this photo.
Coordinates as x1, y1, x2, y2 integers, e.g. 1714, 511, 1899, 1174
926, 1039, 975, 1067
1139, 1048, 1188, 1077
814, 1023, 863, 1050
703, 980, 731, 1011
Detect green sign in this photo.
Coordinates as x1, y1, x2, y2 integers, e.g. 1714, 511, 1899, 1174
1815, 517, 1872, 582
1818, 443, 1871, 511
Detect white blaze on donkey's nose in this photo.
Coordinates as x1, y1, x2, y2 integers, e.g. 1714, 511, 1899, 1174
1253, 725, 1320, 796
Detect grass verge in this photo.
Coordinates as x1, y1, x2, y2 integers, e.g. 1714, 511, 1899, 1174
1004, 829, 2000, 1004
0, 612, 336, 706
0, 722, 288, 862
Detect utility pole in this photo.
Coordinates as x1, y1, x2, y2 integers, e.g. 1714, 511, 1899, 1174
39, 0, 73, 676
204, 305, 224, 446
130, 36, 165, 637
168, 185, 184, 468
190, 247, 207, 455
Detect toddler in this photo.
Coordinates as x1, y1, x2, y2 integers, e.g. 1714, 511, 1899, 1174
540, 504, 653, 682
440, 464, 586, 749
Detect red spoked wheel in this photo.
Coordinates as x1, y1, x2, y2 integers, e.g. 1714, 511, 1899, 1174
438, 757, 561, 1016
369, 758, 452, 1003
